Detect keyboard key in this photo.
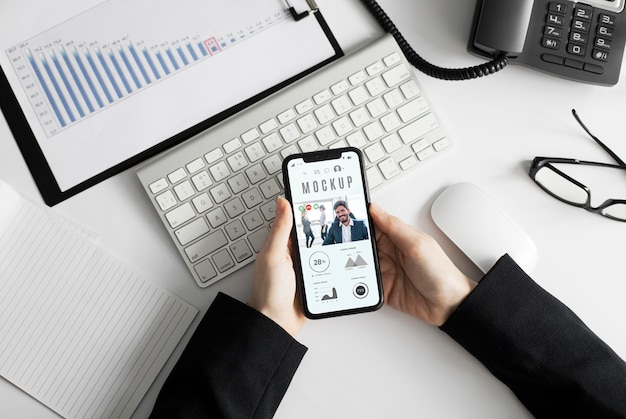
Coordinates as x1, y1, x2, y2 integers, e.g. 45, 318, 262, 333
262, 132, 283, 153
194, 259, 217, 283
433, 137, 451, 152
398, 113, 439, 143
175, 218, 209, 246
297, 114, 318, 134
400, 80, 420, 99
243, 210, 264, 230
331, 79, 350, 95
245, 164, 267, 184
366, 98, 387, 118
212, 249, 235, 272
349, 70, 367, 85
262, 154, 282, 174
259, 178, 281, 199
397, 97, 429, 122
205, 148, 223, 164
279, 123, 300, 143
378, 157, 401, 179
383, 89, 404, 109
156, 190, 177, 211
380, 112, 401, 131
230, 240, 253, 263
364, 143, 385, 163
192, 193, 213, 213
381, 133, 402, 153
363, 121, 384, 141
228, 173, 249, 194
315, 126, 337, 145
366, 60, 385, 76
412, 138, 430, 152
399, 155, 419, 170
207, 207, 228, 228
346, 131, 367, 148
225, 220, 246, 240
382, 64, 411, 87
224, 197, 246, 218
209, 161, 230, 182
348, 85, 370, 106
149, 178, 168, 194
277, 108, 296, 124
313, 89, 332, 104
332, 116, 353, 136
168, 168, 186, 184
174, 180, 195, 201
331, 95, 352, 115
314, 104, 335, 124
186, 158, 205, 174
245, 143, 266, 162
242, 188, 263, 208
383, 52, 402, 66
210, 183, 231, 204
241, 127, 260, 143
299, 135, 319, 152
226, 151, 248, 172
223, 138, 242, 153
165, 203, 195, 228
259, 118, 278, 134
191, 171, 212, 191
365, 77, 386, 96
295, 98, 314, 114
349, 108, 370, 127
416, 146, 435, 161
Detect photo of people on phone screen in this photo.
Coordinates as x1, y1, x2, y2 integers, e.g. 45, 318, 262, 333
293, 195, 369, 249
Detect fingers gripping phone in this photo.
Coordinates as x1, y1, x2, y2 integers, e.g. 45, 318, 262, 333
282, 148, 384, 319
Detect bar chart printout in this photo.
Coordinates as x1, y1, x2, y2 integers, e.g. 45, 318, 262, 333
7, 0, 290, 138
0, 0, 337, 200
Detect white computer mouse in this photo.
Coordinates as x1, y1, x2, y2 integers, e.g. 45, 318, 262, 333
431, 182, 537, 274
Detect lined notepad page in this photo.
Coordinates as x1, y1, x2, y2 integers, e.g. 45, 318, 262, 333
0, 180, 198, 419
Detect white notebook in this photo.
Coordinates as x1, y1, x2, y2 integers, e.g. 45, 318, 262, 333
0, 180, 198, 418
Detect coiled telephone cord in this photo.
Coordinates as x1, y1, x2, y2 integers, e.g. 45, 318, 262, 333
360, 0, 508, 80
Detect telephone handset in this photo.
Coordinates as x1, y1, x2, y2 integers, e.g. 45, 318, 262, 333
362, 0, 625, 86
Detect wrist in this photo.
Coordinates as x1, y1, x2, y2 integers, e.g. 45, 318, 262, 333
439, 276, 478, 325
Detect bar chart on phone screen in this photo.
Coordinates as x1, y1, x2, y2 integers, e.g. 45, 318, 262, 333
6, 0, 291, 138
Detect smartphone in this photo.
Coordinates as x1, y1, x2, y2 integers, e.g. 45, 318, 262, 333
282, 147, 384, 319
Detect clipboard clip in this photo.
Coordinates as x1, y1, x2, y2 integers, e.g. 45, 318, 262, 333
285, 0, 318, 21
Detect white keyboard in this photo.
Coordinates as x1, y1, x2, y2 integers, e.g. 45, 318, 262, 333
136, 34, 452, 288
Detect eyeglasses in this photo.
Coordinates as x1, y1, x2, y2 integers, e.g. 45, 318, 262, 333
529, 109, 626, 222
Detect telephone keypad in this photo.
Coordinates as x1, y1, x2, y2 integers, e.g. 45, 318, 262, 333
541, 1, 620, 77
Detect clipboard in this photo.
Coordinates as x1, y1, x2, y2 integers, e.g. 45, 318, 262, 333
0, 0, 342, 206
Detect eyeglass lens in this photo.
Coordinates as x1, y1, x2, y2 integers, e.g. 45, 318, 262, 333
604, 203, 626, 220
534, 164, 588, 205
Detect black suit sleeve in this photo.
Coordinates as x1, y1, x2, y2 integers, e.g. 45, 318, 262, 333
441, 255, 626, 418
149, 292, 307, 419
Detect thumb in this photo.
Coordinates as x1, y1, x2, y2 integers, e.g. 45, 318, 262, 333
261, 196, 293, 254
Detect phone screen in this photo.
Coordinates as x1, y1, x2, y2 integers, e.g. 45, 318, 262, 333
283, 148, 383, 318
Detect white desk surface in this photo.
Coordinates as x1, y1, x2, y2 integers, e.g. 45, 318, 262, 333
2, 1, 626, 417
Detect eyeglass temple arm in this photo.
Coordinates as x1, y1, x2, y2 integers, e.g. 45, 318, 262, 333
571, 109, 626, 168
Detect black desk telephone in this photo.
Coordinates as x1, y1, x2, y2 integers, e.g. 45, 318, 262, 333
362, 0, 625, 86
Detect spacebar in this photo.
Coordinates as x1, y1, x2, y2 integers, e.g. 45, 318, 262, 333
185, 230, 228, 263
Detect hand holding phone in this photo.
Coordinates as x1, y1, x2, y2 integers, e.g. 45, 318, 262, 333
282, 148, 384, 319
